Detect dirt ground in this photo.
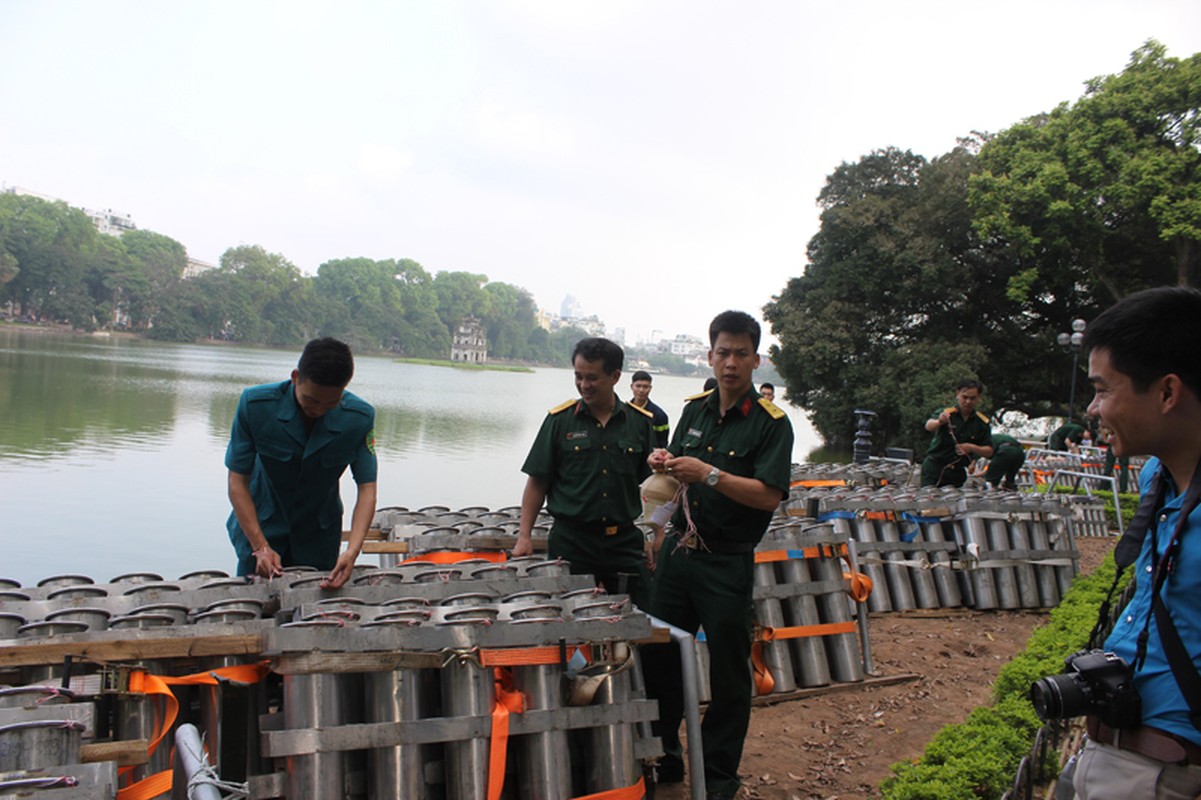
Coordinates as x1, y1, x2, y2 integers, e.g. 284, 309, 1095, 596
654, 536, 1114, 800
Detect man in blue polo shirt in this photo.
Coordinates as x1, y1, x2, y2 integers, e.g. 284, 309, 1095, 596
225, 337, 378, 589
1069, 287, 1201, 799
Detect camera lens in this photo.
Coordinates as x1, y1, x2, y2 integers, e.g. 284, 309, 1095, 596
1030, 674, 1090, 721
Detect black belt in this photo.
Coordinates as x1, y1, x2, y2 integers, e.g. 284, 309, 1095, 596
1086, 716, 1201, 765
558, 519, 634, 536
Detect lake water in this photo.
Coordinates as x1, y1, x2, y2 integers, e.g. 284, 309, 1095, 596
0, 329, 823, 585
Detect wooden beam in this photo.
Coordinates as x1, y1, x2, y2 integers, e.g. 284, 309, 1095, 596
81, 739, 149, 766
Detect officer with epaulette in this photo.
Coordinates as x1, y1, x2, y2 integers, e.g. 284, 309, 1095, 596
513, 337, 656, 605
919, 378, 994, 487
643, 310, 794, 800
225, 337, 378, 589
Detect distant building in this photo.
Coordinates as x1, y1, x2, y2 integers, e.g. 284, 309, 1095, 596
183, 257, 217, 279
84, 207, 137, 236
560, 294, 582, 319
450, 316, 488, 364
3, 184, 138, 238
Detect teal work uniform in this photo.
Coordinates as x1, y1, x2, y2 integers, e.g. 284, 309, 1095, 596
1048, 423, 1086, 452
920, 405, 992, 488
984, 433, 1025, 489
645, 388, 793, 797
521, 396, 655, 601
225, 380, 377, 575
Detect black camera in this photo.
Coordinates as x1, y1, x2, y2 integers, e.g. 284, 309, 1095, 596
1030, 649, 1141, 729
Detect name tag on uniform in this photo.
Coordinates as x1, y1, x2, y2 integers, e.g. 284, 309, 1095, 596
566, 431, 589, 441
687, 428, 703, 438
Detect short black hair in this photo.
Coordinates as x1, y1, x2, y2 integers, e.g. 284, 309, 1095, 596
956, 379, 982, 393
631, 370, 652, 383
703, 377, 718, 391
572, 337, 624, 374
709, 310, 761, 350
1084, 286, 1201, 396
759, 382, 775, 392
297, 337, 354, 387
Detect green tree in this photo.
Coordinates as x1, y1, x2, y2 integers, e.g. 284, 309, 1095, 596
971, 40, 1200, 305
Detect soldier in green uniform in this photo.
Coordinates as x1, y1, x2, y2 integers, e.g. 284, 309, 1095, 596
983, 433, 1026, 490
1049, 422, 1087, 452
643, 311, 794, 800
920, 379, 994, 487
225, 337, 378, 589
513, 337, 655, 604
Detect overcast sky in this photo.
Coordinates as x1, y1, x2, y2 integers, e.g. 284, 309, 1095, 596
3, 1, 1199, 346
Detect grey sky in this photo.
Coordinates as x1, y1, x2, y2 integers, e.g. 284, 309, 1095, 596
2, 1, 1199, 345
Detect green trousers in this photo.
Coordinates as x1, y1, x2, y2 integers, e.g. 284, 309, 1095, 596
547, 520, 651, 608
985, 446, 1026, 489
643, 542, 755, 796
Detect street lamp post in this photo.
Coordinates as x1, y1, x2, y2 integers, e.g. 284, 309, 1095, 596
1056, 319, 1087, 424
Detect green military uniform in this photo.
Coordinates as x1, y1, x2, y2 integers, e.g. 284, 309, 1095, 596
225, 380, 377, 574
920, 405, 991, 487
1048, 422, 1086, 452
984, 433, 1025, 490
521, 396, 654, 602
645, 388, 794, 797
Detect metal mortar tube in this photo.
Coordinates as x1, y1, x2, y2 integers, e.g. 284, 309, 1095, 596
775, 555, 832, 688
440, 651, 492, 800
1026, 518, 1062, 607
1006, 518, 1042, 608
751, 560, 797, 693
919, 519, 963, 608
644, 615, 707, 800
984, 516, 1021, 609
512, 658, 571, 799
843, 540, 874, 676
847, 514, 892, 613
284, 672, 346, 799
958, 514, 998, 609
579, 652, 639, 794
802, 551, 858, 683
364, 659, 428, 800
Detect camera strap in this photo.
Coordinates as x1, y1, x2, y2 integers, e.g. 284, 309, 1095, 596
1097, 455, 1201, 732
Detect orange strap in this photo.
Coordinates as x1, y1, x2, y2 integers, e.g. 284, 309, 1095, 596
572, 775, 647, 800
479, 645, 582, 668
754, 543, 849, 563
843, 570, 874, 603
861, 510, 895, 521
120, 661, 272, 793
790, 479, 847, 488
403, 551, 508, 564
1032, 468, 1052, 485
750, 639, 775, 695
116, 769, 172, 800
488, 668, 526, 800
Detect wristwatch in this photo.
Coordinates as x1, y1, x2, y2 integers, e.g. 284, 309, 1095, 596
705, 467, 721, 487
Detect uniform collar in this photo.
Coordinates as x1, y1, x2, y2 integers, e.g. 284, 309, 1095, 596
278, 380, 344, 451
575, 394, 625, 420
706, 387, 757, 418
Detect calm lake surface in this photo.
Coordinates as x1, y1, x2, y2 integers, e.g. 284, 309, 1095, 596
0, 329, 823, 585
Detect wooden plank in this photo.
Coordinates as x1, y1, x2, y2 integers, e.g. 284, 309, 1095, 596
80, 739, 149, 766
269, 650, 444, 675
750, 672, 922, 707
0, 632, 264, 668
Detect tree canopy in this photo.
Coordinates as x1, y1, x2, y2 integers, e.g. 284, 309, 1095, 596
0, 193, 590, 364
767, 41, 1200, 451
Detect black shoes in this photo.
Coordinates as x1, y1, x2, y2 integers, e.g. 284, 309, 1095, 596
656, 758, 685, 784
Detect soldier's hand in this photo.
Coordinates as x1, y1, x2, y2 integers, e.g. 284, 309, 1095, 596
252, 545, 284, 579
320, 552, 357, 589
512, 533, 534, 558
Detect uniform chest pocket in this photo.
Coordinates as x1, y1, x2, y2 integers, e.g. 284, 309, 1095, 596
257, 441, 297, 464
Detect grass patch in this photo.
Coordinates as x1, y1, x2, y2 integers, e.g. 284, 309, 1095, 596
393, 358, 533, 373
